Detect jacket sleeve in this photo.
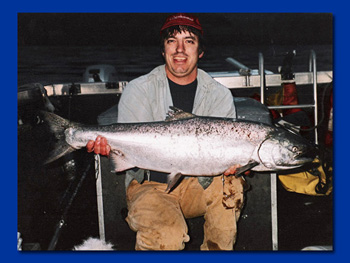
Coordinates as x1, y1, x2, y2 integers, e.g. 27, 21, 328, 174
204, 83, 236, 119
211, 85, 236, 118
117, 80, 154, 123
117, 79, 152, 187
195, 69, 236, 119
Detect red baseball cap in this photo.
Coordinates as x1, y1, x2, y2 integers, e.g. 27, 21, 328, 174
160, 13, 203, 35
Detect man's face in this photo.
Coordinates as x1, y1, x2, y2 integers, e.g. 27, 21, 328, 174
162, 30, 204, 85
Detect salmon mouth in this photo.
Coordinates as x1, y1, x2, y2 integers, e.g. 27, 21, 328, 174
290, 156, 314, 166
285, 148, 316, 167
295, 145, 317, 161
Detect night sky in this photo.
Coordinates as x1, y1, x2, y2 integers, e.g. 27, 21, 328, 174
18, 13, 333, 47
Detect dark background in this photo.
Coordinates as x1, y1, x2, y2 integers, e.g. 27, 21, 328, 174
18, 13, 333, 47
17, 13, 333, 87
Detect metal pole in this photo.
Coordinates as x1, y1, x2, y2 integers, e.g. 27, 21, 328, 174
48, 161, 92, 250
225, 57, 250, 71
95, 154, 106, 242
268, 104, 316, 110
271, 173, 278, 251
259, 53, 265, 104
258, 52, 278, 250
310, 50, 319, 145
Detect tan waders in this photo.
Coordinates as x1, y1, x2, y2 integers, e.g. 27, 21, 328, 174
125, 176, 246, 250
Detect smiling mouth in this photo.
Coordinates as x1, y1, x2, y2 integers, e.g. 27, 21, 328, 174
173, 56, 187, 63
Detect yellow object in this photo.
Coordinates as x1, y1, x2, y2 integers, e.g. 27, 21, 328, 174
278, 159, 332, 196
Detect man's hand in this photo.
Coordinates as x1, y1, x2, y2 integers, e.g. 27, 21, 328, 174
223, 164, 250, 176
86, 135, 111, 156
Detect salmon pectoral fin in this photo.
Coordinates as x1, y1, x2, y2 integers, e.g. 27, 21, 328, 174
165, 172, 183, 193
235, 160, 259, 177
109, 150, 135, 172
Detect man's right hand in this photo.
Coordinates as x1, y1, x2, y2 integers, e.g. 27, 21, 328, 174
86, 135, 111, 156
223, 164, 250, 176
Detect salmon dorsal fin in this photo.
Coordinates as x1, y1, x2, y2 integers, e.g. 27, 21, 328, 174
165, 107, 196, 122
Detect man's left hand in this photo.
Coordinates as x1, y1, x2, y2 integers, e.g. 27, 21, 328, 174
86, 135, 111, 156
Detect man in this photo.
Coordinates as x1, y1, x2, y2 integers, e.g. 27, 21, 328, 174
87, 13, 247, 250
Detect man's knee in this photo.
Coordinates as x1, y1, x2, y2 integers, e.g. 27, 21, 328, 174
134, 226, 190, 250
125, 181, 190, 250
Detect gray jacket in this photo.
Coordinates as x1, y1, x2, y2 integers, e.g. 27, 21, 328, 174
117, 65, 236, 188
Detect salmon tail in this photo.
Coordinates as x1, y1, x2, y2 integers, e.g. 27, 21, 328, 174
40, 111, 76, 164
44, 141, 75, 165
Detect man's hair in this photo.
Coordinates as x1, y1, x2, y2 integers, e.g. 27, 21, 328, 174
160, 25, 205, 55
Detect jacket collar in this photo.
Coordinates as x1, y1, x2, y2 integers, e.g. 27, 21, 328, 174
154, 65, 213, 114
155, 64, 211, 90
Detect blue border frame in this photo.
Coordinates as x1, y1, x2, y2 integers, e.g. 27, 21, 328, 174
7, 0, 346, 262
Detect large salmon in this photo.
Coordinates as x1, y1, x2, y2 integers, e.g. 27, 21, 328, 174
41, 108, 315, 191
